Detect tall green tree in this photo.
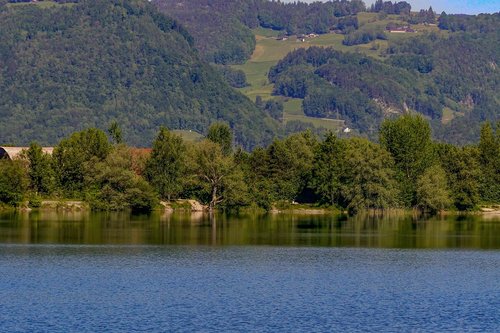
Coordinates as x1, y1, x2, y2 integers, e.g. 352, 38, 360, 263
380, 114, 436, 206
478, 122, 500, 203
436, 143, 481, 210
25, 142, 54, 195
145, 127, 187, 201
189, 140, 245, 210
266, 131, 317, 202
341, 138, 399, 214
311, 132, 346, 206
416, 165, 451, 213
108, 121, 123, 145
243, 147, 275, 210
52, 128, 111, 195
85, 146, 158, 212
207, 122, 233, 156
0, 160, 28, 206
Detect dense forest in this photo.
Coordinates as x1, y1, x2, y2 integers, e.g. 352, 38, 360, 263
153, 0, 365, 64
1, 117, 499, 213
0, 0, 498, 148
0, 0, 277, 148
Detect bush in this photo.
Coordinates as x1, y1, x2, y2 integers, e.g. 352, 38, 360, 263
28, 196, 42, 209
0, 160, 28, 206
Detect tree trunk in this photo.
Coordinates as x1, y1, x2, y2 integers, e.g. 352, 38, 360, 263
210, 185, 217, 211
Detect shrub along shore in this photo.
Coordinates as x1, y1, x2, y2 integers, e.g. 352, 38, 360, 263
0, 115, 499, 215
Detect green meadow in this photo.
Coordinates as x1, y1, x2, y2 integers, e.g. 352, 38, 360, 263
233, 13, 445, 133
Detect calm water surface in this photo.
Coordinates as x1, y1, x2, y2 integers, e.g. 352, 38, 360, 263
0, 211, 499, 332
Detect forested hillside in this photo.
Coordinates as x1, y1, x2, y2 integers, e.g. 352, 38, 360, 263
0, 0, 276, 148
266, 12, 499, 142
0, 0, 497, 147
153, 0, 364, 64
388, 23, 500, 144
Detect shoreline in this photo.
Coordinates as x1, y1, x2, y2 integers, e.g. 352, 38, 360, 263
2, 201, 500, 218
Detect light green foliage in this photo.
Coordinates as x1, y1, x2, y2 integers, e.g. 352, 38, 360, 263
85, 145, 157, 212
52, 128, 111, 196
341, 138, 399, 213
0, 159, 28, 206
207, 123, 233, 156
311, 132, 346, 205
188, 140, 246, 210
108, 121, 123, 145
478, 122, 500, 203
416, 165, 451, 213
145, 127, 186, 201
26, 142, 55, 195
266, 131, 317, 202
380, 114, 436, 206
436, 143, 481, 210
241, 147, 275, 210
241, 131, 317, 208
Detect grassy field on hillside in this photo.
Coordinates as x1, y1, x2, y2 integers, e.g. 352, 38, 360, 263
172, 130, 204, 142
233, 13, 445, 133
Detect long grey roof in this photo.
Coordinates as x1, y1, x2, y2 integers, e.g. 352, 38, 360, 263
0, 147, 54, 160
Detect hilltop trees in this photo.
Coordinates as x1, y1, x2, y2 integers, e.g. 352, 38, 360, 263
370, 1, 411, 15
155, 0, 365, 63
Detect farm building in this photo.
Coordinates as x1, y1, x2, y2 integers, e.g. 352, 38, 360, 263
0, 147, 54, 160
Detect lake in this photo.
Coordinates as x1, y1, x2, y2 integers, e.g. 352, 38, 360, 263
0, 211, 499, 332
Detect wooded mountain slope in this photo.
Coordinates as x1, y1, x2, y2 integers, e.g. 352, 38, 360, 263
153, 0, 364, 64
267, 23, 499, 143
0, 0, 276, 148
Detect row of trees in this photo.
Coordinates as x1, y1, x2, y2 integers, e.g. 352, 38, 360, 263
1, 116, 499, 214
370, 1, 411, 15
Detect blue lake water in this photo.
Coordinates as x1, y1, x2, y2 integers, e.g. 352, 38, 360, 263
0, 212, 499, 332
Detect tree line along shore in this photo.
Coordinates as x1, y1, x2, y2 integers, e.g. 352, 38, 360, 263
0, 115, 499, 215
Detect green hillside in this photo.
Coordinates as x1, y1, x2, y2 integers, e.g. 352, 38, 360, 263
231, 13, 448, 134
153, 0, 364, 64
0, 0, 497, 147
231, 12, 499, 142
0, 0, 276, 149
